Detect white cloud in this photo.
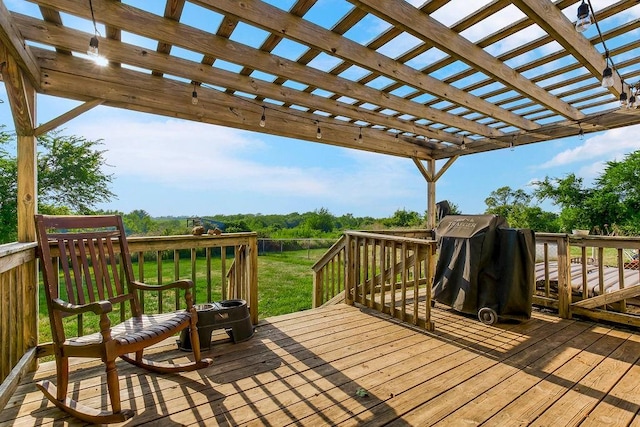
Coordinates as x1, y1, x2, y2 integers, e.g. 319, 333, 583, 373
63, 112, 423, 212
539, 125, 640, 169
68, 117, 261, 178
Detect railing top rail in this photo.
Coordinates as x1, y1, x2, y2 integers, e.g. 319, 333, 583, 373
312, 235, 347, 271
259, 238, 336, 241
344, 230, 437, 245
568, 235, 640, 249
127, 232, 257, 251
534, 232, 640, 249
0, 241, 38, 258
0, 242, 37, 275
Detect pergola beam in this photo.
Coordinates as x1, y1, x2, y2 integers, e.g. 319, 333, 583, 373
34, 99, 105, 137
349, 0, 586, 122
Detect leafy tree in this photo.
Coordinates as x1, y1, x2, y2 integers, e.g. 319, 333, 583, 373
0, 130, 17, 242
592, 151, 640, 234
483, 186, 559, 231
384, 208, 422, 228
532, 174, 593, 232
484, 186, 531, 219
304, 207, 335, 233
37, 130, 115, 213
123, 209, 153, 235
0, 126, 115, 243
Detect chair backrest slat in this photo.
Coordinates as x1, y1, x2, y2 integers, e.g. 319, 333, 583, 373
105, 237, 118, 299
57, 239, 76, 304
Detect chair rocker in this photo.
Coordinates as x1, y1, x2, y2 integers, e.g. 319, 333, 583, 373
35, 214, 213, 424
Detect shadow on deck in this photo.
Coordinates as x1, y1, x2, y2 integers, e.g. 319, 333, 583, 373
2, 303, 640, 426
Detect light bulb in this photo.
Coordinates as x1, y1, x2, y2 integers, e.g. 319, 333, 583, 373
628, 95, 636, 109
88, 36, 99, 57
316, 125, 322, 139
602, 67, 614, 88
575, 1, 591, 33
576, 17, 591, 32
620, 92, 628, 108
191, 91, 198, 105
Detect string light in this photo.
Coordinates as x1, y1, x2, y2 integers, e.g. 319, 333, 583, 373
620, 90, 628, 108
628, 93, 636, 109
578, 123, 584, 140
195, 83, 622, 153
259, 106, 266, 127
602, 53, 614, 89
577, 2, 618, 91
575, 0, 592, 33
88, 36, 99, 57
191, 83, 198, 105
87, 0, 105, 65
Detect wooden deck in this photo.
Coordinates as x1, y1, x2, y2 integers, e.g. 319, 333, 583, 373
3, 303, 640, 426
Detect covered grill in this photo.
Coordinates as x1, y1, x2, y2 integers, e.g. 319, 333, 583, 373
432, 215, 535, 324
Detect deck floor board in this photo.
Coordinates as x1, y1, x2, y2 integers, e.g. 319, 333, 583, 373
2, 303, 640, 426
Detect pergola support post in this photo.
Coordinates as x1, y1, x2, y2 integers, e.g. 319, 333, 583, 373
412, 156, 459, 230
426, 159, 436, 230
1, 41, 39, 369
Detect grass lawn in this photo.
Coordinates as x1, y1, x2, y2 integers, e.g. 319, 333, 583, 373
257, 248, 327, 318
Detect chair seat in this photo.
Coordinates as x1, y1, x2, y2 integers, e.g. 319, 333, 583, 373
66, 311, 191, 347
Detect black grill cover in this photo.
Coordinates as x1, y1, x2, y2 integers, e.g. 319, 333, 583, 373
432, 215, 507, 314
433, 215, 536, 321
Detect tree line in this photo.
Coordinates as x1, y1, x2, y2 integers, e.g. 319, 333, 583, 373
1, 125, 639, 244
484, 151, 640, 235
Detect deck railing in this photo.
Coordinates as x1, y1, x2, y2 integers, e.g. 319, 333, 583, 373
0, 242, 38, 411
314, 230, 640, 328
0, 233, 257, 410
313, 230, 436, 331
534, 233, 640, 326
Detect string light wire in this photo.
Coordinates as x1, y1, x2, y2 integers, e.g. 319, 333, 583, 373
195, 81, 624, 150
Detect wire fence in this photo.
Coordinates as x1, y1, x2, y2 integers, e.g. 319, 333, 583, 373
258, 238, 337, 258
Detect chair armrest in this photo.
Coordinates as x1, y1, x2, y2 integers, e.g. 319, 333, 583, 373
51, 298, 113, 315
132, 279, 193, 292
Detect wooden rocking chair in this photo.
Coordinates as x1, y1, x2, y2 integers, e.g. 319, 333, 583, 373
34, 214, 213, 424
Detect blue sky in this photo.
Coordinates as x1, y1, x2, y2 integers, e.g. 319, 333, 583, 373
2, 0, 640, 218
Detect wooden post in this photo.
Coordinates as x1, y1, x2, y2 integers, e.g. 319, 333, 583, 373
0, 43, 38, 369
557, 235, 572, 319
16, 134, 37, 243
426, 159, 436, 230
312, 270, 323, 308
248, 236, 258, 325
344, 235, 354, 305
413, 156, 459, 230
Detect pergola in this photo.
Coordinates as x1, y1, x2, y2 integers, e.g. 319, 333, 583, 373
1, 0, 640, 241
